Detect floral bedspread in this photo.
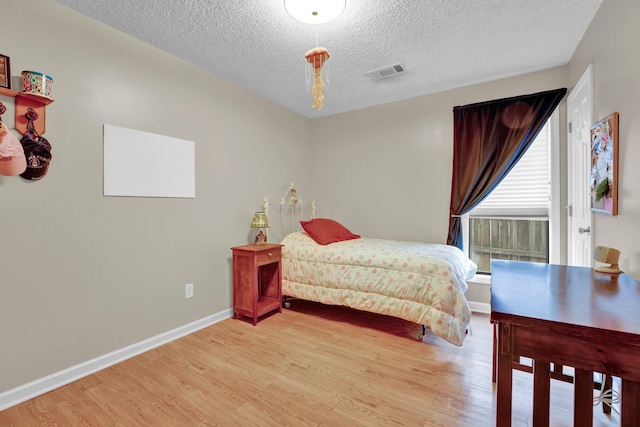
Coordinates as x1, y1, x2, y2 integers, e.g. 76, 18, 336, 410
280, 232, 477, 346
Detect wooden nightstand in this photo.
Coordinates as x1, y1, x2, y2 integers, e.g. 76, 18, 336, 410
231, 243, 283, 325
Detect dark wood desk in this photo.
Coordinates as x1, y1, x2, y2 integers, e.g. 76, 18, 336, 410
491, 260, 640, 427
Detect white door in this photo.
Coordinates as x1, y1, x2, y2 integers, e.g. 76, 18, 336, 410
567, 65, 593, 267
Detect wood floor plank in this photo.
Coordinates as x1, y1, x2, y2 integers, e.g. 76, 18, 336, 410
0, 299, 622, 426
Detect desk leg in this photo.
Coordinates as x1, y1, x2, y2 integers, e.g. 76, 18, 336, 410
621, 379, 640, 427
496, 323, 512, 427
574, 369, 593, 427
492, 323, 497, 383
532, 360, 550, 427
602, 374, 613, 414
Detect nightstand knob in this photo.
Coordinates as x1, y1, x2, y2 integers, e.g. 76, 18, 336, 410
267, 252, 272, 257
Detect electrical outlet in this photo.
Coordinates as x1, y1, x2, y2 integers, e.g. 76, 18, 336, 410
185, 283, 194, 299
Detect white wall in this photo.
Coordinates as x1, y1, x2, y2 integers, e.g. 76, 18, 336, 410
568, 0, 640, 278
310, 68, 568, 248
309, 67, 569, 309
0, 0, 311, 394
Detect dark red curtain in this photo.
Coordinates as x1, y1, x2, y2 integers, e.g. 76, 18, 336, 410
447, 88, 567, 249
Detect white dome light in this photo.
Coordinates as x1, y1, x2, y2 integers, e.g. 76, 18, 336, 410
284, 0, 346, 24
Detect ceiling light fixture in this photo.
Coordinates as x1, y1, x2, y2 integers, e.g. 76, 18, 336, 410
284, 0, 346, 24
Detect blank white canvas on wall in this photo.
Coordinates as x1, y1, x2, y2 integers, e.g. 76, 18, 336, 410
103, 124, 195, 198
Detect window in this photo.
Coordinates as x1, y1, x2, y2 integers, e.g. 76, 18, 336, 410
464, 113, 559, 273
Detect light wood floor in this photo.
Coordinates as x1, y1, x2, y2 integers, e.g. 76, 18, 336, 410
0, 300, 621, 426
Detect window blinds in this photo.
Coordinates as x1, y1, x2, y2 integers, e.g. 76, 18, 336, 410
470, 122, 550, 218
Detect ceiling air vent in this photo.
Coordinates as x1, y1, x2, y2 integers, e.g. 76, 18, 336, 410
366, 63, 405, 80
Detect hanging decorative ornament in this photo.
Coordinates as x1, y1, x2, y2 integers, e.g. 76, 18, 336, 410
305, 47, 329, 110
285, 0, 344, 111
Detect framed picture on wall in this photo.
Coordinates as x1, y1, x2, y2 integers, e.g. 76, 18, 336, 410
589, 112, 619, 216
0, 54, 10, 89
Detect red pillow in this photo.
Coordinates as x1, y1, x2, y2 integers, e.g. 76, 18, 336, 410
300, 218, 361, 245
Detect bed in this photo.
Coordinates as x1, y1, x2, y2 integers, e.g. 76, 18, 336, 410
263, 184, 477, 346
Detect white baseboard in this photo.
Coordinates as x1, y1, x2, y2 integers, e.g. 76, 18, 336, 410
469, 301, 491, 314
0, 309, 232, 411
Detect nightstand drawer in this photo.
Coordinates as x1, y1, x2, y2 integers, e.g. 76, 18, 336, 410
256, 248, 281, 265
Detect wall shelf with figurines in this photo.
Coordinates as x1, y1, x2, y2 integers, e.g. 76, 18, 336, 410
0, 70, 54, 135
0, 87, 53, 136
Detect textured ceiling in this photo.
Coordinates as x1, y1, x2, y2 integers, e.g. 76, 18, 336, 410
53, 0, 602, 119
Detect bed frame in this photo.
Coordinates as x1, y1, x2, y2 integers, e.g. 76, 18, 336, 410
262, 183, 315, 244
